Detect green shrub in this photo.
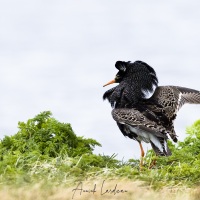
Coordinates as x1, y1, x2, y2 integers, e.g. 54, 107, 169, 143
143, 119, 200, 187
0, 111, 104, 185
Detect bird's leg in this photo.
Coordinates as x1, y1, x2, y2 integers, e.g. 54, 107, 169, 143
139, 142, 145, 170
149, 159, 157, 169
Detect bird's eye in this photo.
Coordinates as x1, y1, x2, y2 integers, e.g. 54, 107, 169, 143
115, 74, 122, 82
115, 74, 120, 79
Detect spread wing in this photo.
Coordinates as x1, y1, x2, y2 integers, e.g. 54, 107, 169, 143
150, 86, 200, 120
145, 86, 200, 142
112, 108, 168, 138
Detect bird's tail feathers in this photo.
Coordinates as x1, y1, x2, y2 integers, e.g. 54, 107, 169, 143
150, 139, 171, 156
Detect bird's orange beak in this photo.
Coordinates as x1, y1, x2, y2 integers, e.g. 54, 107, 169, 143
103, 79, 116, 87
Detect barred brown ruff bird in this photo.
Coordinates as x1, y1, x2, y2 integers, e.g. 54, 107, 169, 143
103, 61, 200, 167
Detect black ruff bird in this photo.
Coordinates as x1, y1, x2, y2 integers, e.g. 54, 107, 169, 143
103, 61, 200, 167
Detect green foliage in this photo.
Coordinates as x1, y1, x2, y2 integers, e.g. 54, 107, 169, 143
142, 119, 200, 187
0, 111, 104, 185
0, 111, 101, 157
1, 111, 200, 188
0, 111, 101, 158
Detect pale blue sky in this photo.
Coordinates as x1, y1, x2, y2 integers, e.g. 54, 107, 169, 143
1, 1, 200, 160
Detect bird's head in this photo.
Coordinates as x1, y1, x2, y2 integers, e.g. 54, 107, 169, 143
103, 61, 128, 87
103, 61, 158, 88
103, 60, 158, 108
